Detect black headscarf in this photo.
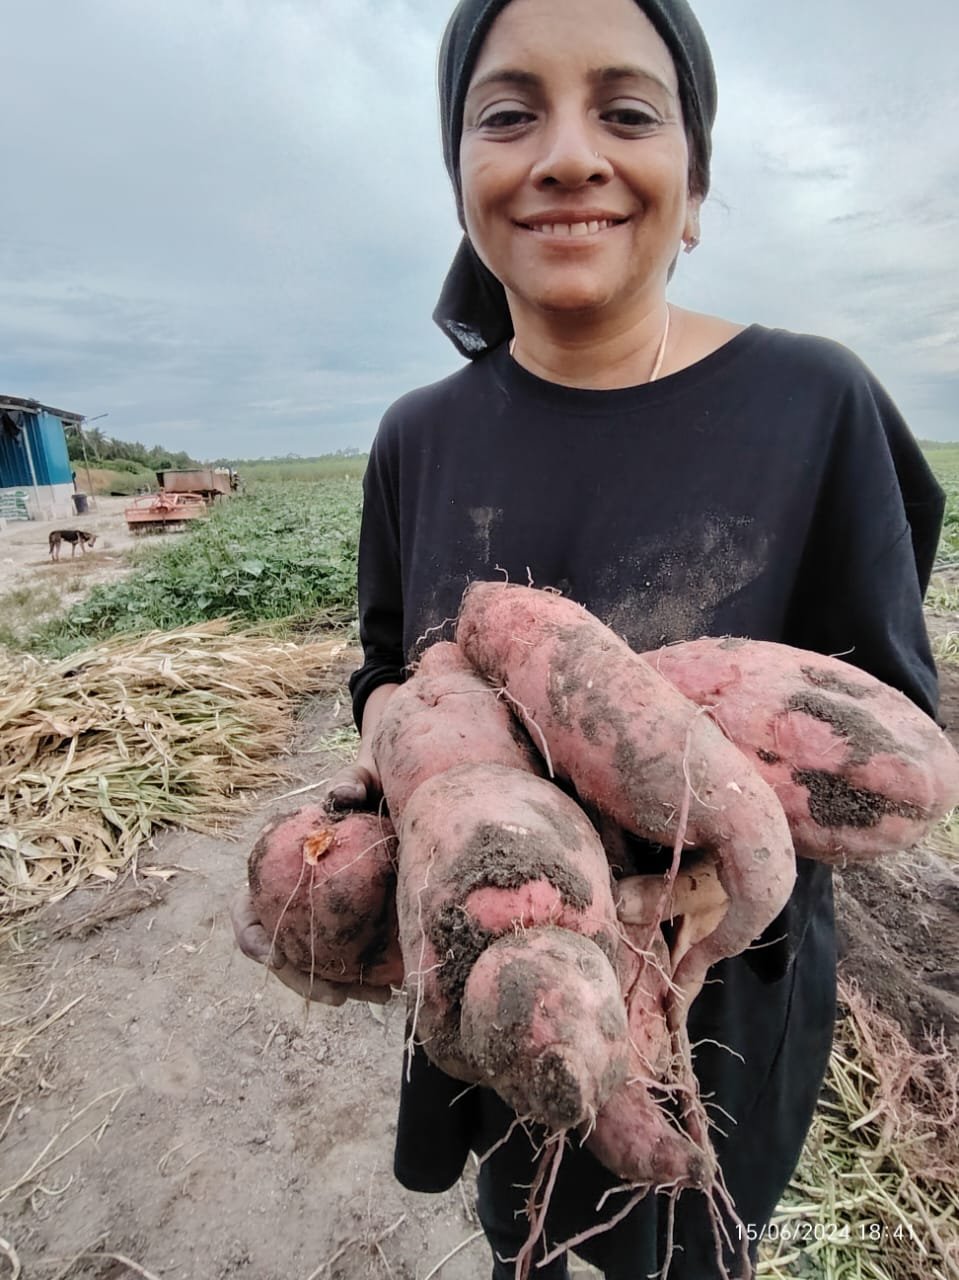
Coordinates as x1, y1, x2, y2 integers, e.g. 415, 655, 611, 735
432, 0, 718, 358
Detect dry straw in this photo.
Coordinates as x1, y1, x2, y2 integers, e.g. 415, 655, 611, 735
0, 621, 347, 930
760, 979, 959, 1280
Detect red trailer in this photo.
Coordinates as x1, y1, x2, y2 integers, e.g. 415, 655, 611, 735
125, 491, 209, 534
155, 468, 238, 501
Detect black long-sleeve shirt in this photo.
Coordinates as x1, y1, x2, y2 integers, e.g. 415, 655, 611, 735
351, 326, 940, 722
348, 324, 943, 1221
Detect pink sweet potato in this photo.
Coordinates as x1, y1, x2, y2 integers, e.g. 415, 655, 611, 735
615, 924, 672, 1080
461, 927, 629, 1130
248, 805, 402, 986
395, 762, 628, 1123
643, 636, 959, 863
585, 1077, 714, 1190
371, 640, 542, 821
457, 583, 796, 1005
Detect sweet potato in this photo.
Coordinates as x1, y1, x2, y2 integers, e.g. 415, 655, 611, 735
585, 863, 730, 1185
248, 805, 402, 986
643, 636, 959, 863
457, 583, 796, 1004
461, 927, 629, 1130
395, 762, 628, 1124
371, 640, 542, 821
585, 1077, 714, 1189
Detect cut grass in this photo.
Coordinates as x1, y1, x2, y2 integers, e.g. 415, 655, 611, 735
0, 622, 350, 932
318, 723, 361, 760
925, 809, 959, 863
760, 980, 959, 1280
932, 631, 959, 665
925, 580, 959, 615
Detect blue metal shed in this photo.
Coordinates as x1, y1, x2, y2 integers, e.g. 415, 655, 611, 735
0, 395, 82, 520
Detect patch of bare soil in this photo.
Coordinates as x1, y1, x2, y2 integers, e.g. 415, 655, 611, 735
0, 496, 143, 596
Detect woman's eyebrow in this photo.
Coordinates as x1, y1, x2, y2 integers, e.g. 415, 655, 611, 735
466, 68, 541, 98
590, 65, 675, 98
466, 65, 675, 101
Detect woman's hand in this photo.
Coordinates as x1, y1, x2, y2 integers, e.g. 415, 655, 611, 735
322, 683, 398, 813
230, 888, 392, 1006
231, 684, 400, 1006
324, 761, 382, 814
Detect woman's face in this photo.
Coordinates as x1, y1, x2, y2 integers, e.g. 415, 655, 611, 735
460, 0, 701, 327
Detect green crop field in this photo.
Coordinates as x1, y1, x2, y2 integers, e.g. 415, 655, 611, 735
229, 456, 368, 483
923, 443, 959, 563
35, 479, 363, 655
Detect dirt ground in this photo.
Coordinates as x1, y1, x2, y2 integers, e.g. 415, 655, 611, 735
1, 650, 958, 1279
0, 497, 144, 597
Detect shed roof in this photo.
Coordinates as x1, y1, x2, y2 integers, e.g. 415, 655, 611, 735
0, 395, 84, 423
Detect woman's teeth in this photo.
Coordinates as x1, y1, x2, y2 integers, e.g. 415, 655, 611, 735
531, 220, 616, 236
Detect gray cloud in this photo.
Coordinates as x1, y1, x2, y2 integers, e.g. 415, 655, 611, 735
1, 0, 956, 453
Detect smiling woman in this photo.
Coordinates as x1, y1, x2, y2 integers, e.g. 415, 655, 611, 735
458, 1, 699, 352
231, 1, 946, 1277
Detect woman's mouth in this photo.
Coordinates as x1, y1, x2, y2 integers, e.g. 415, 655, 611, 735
517, 216, 628, 237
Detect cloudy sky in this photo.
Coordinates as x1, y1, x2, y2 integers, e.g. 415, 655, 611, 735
2, 0, 956, 456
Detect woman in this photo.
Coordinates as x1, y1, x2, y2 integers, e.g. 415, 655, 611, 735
235, 0, 944, 1274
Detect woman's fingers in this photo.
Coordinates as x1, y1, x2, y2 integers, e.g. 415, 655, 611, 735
270, 966, 350, 1005
345, 982, 393, 1006
325, 762, 381, 812
231, 888, 285, 968
271, 965, 393, 1007
616, 863, 729, 927
232, 891, 393, 1006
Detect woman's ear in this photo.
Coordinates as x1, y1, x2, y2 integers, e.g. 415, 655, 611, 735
683, 197, 703, 253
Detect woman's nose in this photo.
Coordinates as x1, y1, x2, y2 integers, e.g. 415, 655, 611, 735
529, 116, 612, 188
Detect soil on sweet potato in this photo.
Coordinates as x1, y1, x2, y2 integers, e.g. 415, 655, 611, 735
785, 690, 905, 764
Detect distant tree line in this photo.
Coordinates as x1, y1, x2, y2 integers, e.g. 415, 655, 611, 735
211, 447, 364, 465
67, 425, 197, 472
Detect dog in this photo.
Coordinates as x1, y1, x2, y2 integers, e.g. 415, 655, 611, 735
49, 529, 97, 561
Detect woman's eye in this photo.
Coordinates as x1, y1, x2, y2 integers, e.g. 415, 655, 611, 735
603, 107, 661, 130
478, 109, 535, 130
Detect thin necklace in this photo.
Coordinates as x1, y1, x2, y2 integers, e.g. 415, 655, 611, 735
648, 305, 671, 382
509, 305, 672, 384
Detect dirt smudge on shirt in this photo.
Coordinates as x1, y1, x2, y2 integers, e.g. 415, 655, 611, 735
596, 516, 770, 649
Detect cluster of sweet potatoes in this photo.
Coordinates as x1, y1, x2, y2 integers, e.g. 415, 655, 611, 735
248, 583, 959, 1267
